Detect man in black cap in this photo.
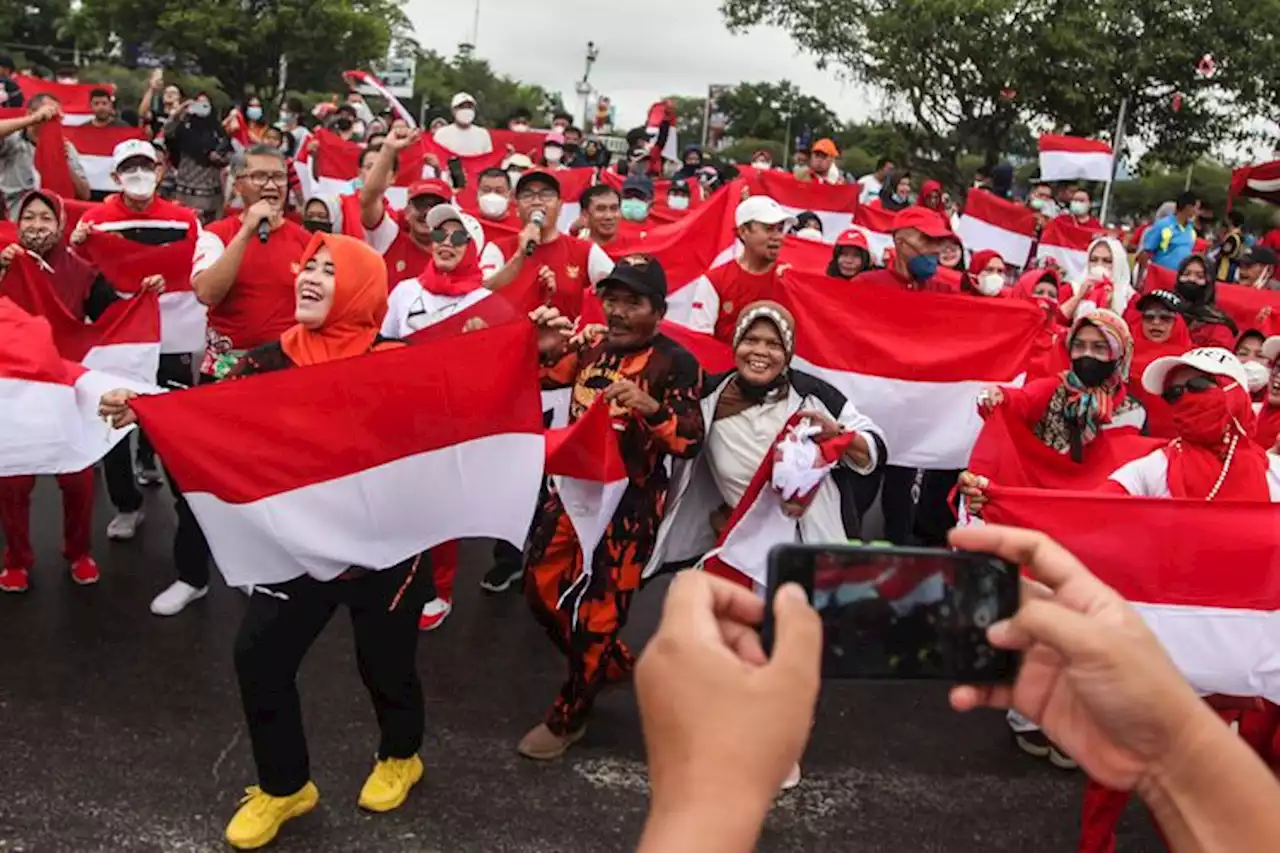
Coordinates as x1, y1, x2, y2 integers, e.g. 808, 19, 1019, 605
620, 173, 654, 224
519, 254, 705, 760
1238, 246, 1277, 291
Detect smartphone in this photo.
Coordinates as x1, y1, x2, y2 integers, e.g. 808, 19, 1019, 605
447, 156, 466, 189
763, 544, 1019, 683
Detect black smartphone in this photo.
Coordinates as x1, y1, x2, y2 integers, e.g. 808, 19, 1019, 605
763, 544, 1019, 683
447, 156, 466, 189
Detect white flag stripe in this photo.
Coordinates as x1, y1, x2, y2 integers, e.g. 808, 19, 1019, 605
186, 432, 544, 589
158, 292, 208, 355
1039, 150, 1114, 183
81, 341, 160, 386
717, 486, 797, 589
78, 154, 117, 194
1137, 602, 1280, 704
776, 205, 854, 244
1035, 243, 1090, 283
957, 215, 1034, 267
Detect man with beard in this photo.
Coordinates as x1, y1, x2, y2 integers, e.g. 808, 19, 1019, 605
519, 254, 704, 760
686, 196, 791, 342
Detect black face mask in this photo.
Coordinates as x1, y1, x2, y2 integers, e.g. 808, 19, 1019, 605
1071, 356, 1118, 388
1175, 278, 1203, 303
332, 117, 353, 132
303, 219, 333, 233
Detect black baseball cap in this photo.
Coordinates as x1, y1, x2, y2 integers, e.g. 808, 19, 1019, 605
1241, 246, 1278, 266
515, 169, 560, 197
598, 255, 667, 308
1135, 289, 1184, 313
0, 56, 13, 71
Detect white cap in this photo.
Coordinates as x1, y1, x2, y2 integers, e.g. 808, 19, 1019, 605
451, 92, 476, 110
424, 204, 485, 253
735, 195, 795, 228
1141, 347, 1249, 395
112, 139, 158, 171
1263, 335, 1280, 363
503, 153, 533, 171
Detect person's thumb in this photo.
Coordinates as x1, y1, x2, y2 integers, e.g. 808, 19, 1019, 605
764, 584, 821, 700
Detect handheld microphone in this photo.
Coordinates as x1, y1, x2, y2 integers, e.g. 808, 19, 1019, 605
257, 216, 270, 244
525, 210, 545, 257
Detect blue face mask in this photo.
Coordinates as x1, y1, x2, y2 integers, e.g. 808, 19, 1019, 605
892, 193, 909, 204
906, 253, 939, 282
246, 106, 263, 122
620, 198, 649, 222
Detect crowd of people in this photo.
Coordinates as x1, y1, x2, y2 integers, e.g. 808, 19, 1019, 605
2, 68, 1279, 851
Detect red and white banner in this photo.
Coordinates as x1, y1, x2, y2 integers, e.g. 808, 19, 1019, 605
0, 108, 78, 198
985, 487, 1280, 703
343, 70, 416, 127
741, 169, 859, 240
0, 252, 160, 383
776, 235, 835, 275
0, 299, 156, 476
61, 124, 147, 194
780, 270, 1043, 468
14, 77, 113, 126
1229, 159, 1280, 206
1034, 217, 1100, 284
129, 322, 546, 588
957, 190, 1037, 267
1038, 134, 1114, 183
852, 204, 897, 265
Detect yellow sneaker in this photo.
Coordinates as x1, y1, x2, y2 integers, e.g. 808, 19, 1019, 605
224, 782, 319, 850
358, 754, 424, 813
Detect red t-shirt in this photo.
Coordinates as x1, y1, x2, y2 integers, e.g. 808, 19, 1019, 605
503, 233, 610, 320
856, 265, 960, 294
202, 215, 312, 350
703, 261, 779, 343
1259, 228, 1280, 252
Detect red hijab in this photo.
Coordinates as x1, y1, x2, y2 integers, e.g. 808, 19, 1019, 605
416, 231, 483, 297
1257, 394, 1280, 452
1127, 308, 1194, 438
280, 233, 389, 366
968, 249, 1001, 277
1165, 378, 1271, 501
1010, 269, 1070, 379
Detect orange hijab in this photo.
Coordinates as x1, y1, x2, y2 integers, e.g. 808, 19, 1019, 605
280, 232, 388, 366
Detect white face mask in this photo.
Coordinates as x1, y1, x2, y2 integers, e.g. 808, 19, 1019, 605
976, 271, 1005, 296
796, 227, 822, 241
667, 195, 690, 211
510, 122, 530, 133
544, 146, 563, 165
1088, 263, 1111, 280
1069, 200, 1090, 217
751, 160, 770, 170
454, 108, 476, 126
119, 170, 158, 200
1242, 360, 1270, 393
478, 192, 509, 218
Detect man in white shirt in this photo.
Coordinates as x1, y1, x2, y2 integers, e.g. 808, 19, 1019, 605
431, 92, 493, 156
857, 157, 894, 205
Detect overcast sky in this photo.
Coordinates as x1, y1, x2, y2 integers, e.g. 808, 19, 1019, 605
403, 0, 877, 128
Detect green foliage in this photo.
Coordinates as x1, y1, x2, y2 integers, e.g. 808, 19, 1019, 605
716, 80, 839, 143
714, 137, 786, 166
664, 94, 707, 148
411, 50, 566, 126
0, 0, 84, 70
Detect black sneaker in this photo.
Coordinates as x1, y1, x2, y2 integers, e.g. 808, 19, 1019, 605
480, 561, 523, 593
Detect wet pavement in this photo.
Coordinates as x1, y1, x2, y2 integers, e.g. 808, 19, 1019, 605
0, 476, 1161, 852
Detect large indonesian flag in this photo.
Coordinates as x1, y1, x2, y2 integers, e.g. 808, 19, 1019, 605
957, 190, 1037, 267
852, 204, 897, 265
1038, 134, 1115, 183
62, 125, 147, 194
14, 78, 112, 126
1034, 217, 1098, 283
740, 169, 859, 240
0, 299, 155, 476
985, 487, 1280, 703
0, 251, 160, 383
780, 270, 1043, 469
128, 322, 546, 588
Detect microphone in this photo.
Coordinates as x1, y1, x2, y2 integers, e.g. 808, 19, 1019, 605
525, 210, 545, 257
257, 215, 270, 244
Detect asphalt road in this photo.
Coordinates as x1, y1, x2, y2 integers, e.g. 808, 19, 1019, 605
0, 474, 1162, 852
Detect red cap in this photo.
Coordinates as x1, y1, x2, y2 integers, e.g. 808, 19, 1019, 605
968, 249, 1002, 276
835, 228, 869, 250
891, 206, 954, 239
407, 178, 452, 201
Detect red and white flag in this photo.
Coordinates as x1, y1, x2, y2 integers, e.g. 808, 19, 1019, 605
62, 124, 147, 194
776, 234, 836, 275
781, 270, 1043, 469
985, 487, 1280, 703
1034, 216, 1100, 283
344, 70, 417, 128
0, 108, 78, 198
128, 321, 547, 588
544, 397, 630, 620
741, 169, 859, 239
15, 77, 112, 126
957, 190, 1037, 267
852, 204, 897, 265
0, 299, 156, 476
1038, 134, 1114, 183
1, 252, 160, 382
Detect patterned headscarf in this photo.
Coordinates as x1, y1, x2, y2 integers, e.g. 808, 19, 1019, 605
1059, 308, 1134, 459
717, 301, 797, 421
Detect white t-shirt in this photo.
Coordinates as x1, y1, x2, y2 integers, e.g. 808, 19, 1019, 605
857, 173, 883, 204
382, 279, 493, 339
1108, 449, 1280, 499
479, 242, 505, 279
432, 123, 494, 156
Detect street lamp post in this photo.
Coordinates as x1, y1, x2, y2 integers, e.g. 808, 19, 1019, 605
576, 41, 598, 130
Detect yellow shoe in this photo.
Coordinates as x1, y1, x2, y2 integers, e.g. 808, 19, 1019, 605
224, 782, 319, 850
358, 754, 424, 813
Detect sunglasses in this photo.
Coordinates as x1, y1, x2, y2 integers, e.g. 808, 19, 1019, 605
430, 228, 470, 247
1161, 374, 1217, 404
1142, 311, 1175, 323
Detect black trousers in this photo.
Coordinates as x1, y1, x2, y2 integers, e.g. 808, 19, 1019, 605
104, 354, 196, 511
234, 556, 432, 796
881, 466, 961, 547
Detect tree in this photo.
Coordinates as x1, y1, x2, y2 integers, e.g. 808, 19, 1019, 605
664, 95, 707, 150
0, 0, 83, 70
412, 49, 566, 126
66, 0, 411, 100
716, 80, 839, 146
721, 0, 1280, 181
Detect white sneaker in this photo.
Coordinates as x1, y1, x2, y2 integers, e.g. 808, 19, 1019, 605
418, 597, 452, 631
106, 509, 145, 541
780, 763, 802, 791
149, 581, 207, 616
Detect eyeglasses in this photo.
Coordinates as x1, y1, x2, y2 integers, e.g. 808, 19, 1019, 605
516, 188, 559, 203
1142, 311, 1175, 323
242, 171, 288, 188
1161, 374, 1218, 404
431, 228, 470, 247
